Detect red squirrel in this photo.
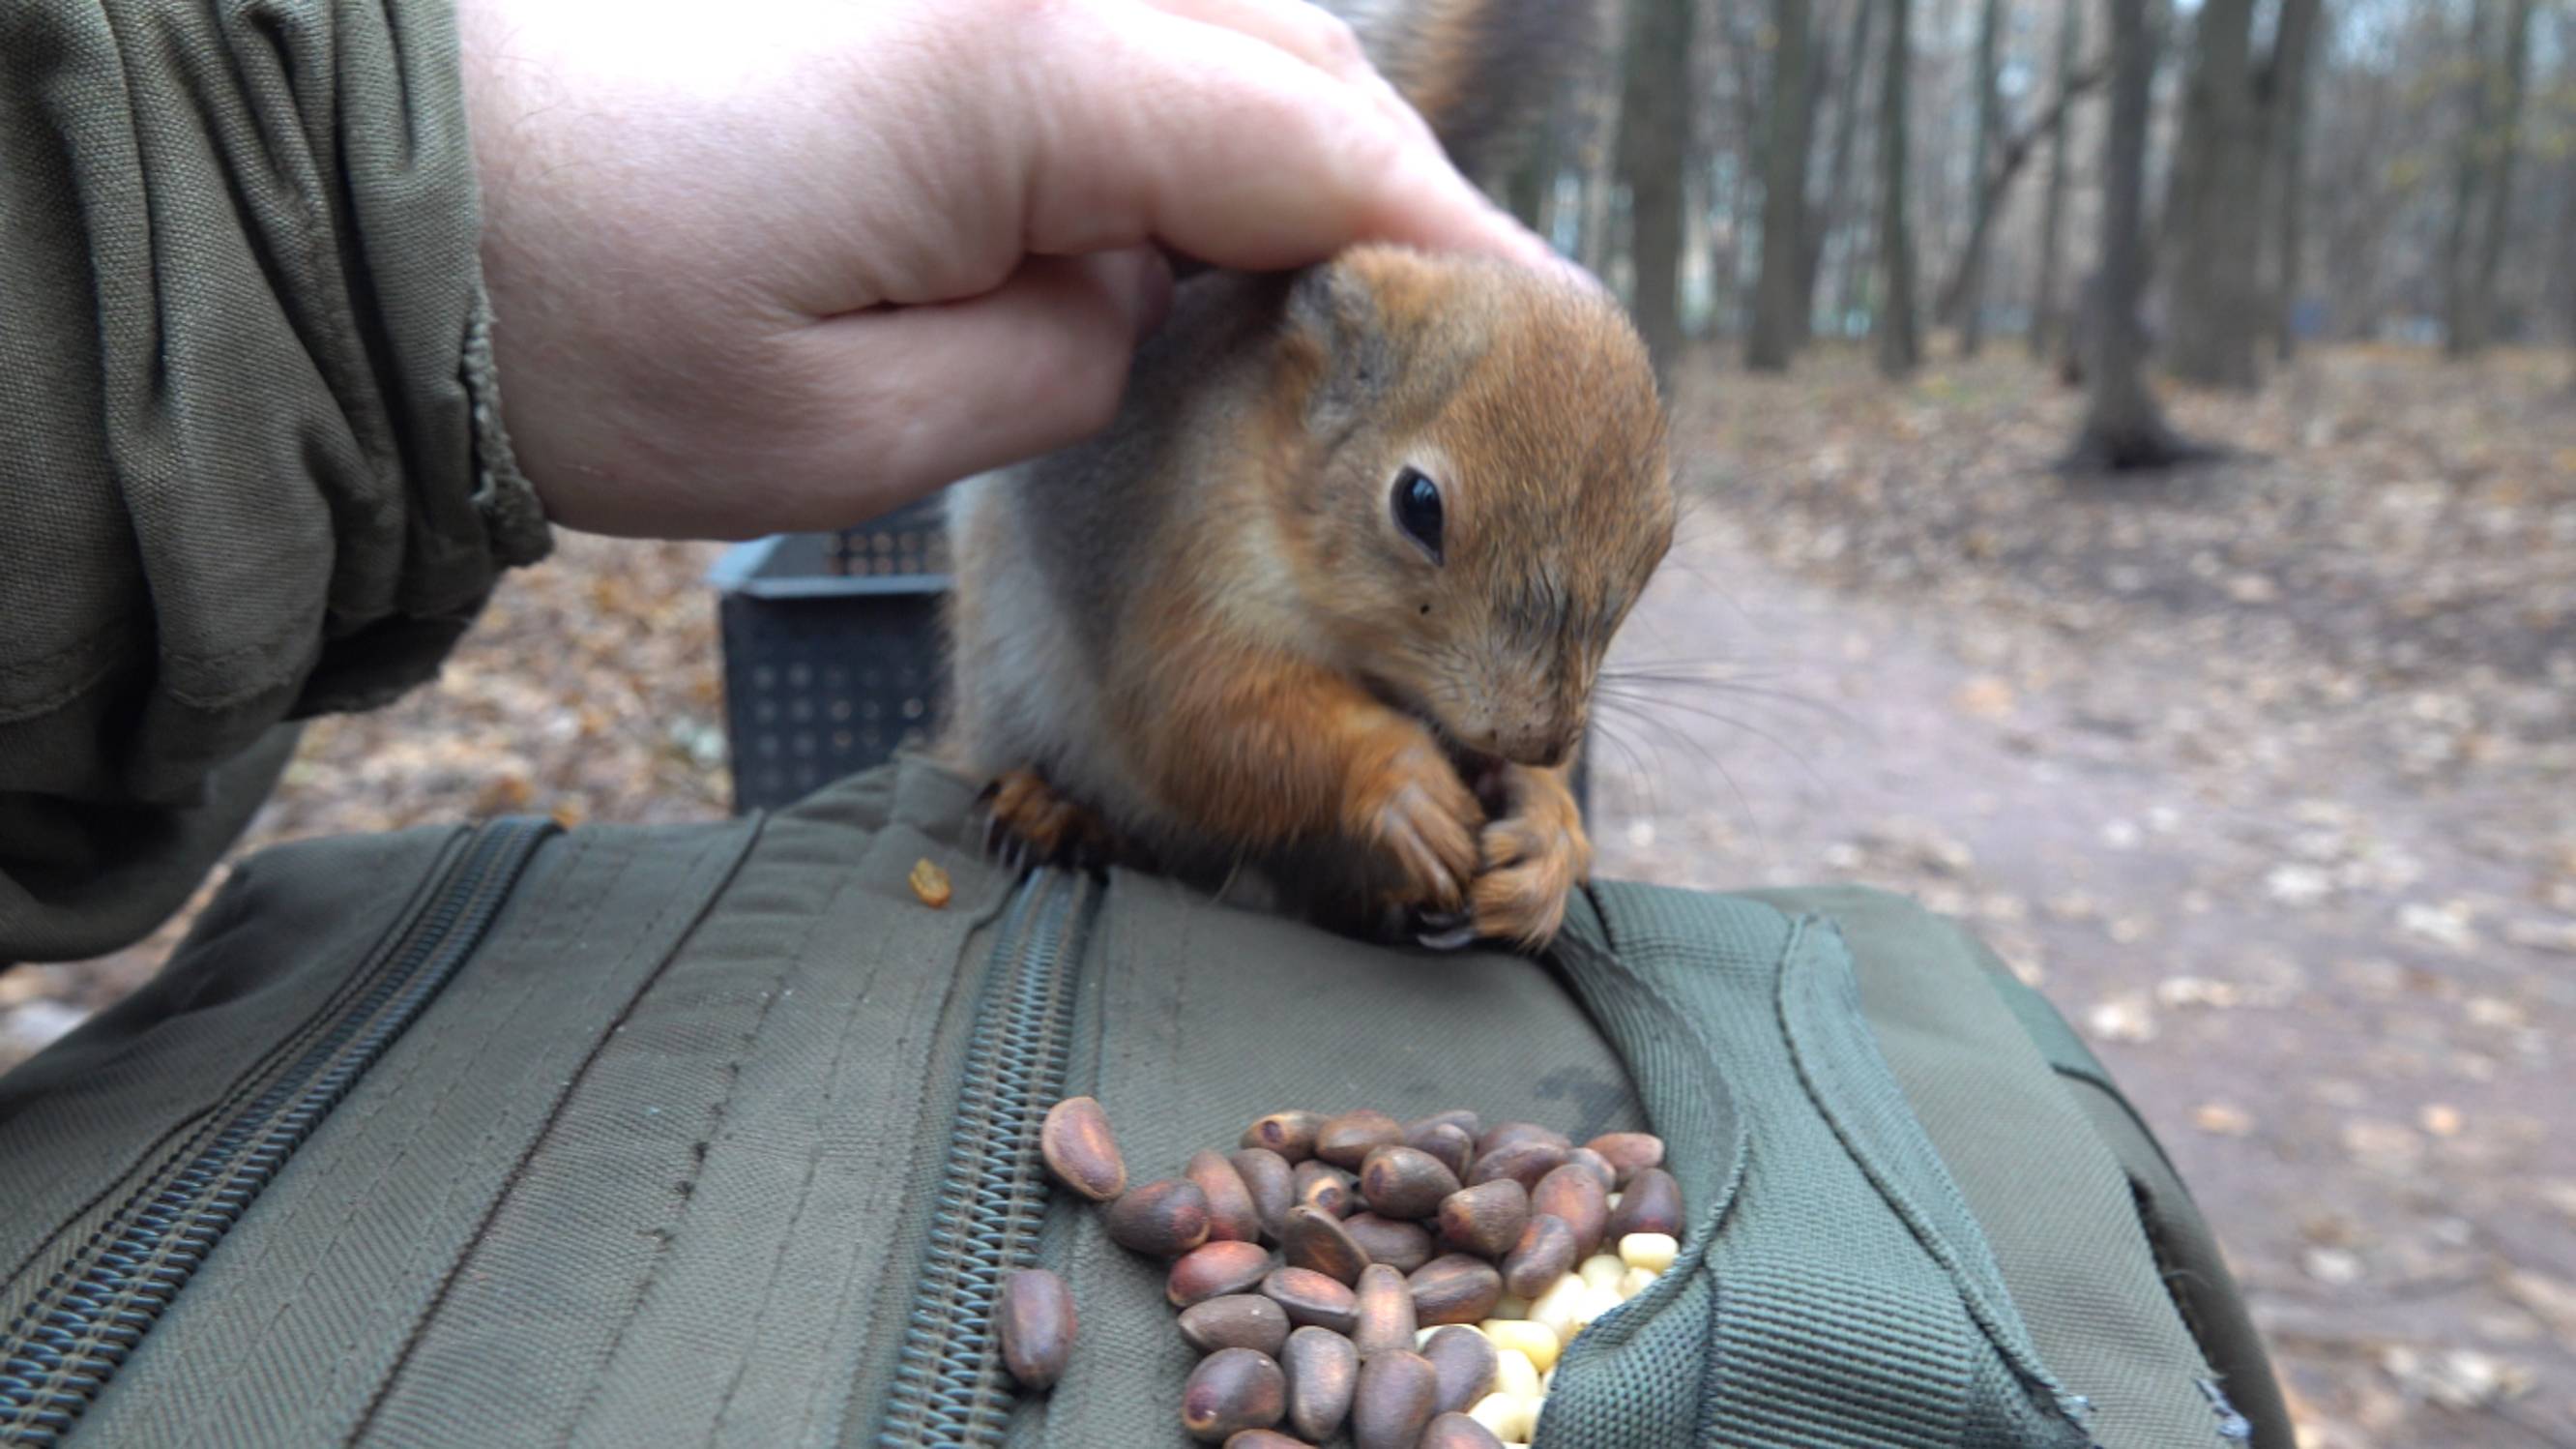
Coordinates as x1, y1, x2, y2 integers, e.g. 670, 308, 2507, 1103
936, 0, 1674, 951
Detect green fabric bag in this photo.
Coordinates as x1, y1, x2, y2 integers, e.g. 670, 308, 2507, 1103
0, 757, 2289, 1447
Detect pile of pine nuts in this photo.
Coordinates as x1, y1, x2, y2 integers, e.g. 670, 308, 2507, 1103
1002, 1098, 1683, 1448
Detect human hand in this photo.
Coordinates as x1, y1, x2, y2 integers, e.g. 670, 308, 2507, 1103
454, 0, 1566, 540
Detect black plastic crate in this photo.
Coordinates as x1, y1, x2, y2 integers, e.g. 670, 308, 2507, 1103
708, 500, 951, 814
708, 495, 1591, 824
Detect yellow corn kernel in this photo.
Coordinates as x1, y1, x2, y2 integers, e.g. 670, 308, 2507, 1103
1469, 1392, 1534, 1440
1528, 1274, 1593, 1345
1619, 1231, 1679, 1273
1481, 1318, 1560, 1374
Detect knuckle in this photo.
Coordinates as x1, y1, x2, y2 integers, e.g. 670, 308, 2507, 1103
1309, 12, 1368, 71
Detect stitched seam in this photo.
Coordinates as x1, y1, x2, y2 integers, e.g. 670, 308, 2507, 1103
246, 836, 602, 1420
706, 869, 864, 1436
346, 820, 761, 1445
558, 831, 788, 1446
1775, 918, 2065, 1403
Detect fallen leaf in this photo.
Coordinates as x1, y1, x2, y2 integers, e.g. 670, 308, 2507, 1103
2193, 1102, 2255, 1136
2086, 995, 2156, 1043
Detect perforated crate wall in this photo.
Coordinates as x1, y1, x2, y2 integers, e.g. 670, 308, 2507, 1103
710, 518, 950, 814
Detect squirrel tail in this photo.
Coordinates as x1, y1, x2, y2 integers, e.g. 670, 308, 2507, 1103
1317, 0, 1609, 181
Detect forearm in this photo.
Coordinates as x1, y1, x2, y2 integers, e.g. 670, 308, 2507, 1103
0, 0, 548, 962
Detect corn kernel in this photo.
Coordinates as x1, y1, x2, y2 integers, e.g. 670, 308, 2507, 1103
1482, 1318, 1560, 1374
1619, 1231, 1679, 1273
1528, 1274, 1592, 1345
1540, 1273, 1624, 1346
1492, 1292, 1532, 1319
1585, 1283, 1625, 1325
1494, 1347, 1541, 1398
1578, 1254, 1625, 1291
1619, 1265, 1659, 1298
1469, 1392, 1533, 1439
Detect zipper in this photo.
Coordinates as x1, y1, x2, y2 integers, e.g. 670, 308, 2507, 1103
873, 867, 1099, 1448
0, 816, 556, 1447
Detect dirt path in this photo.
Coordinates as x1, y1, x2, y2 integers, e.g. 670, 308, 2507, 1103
1594, 461, 2576, 1448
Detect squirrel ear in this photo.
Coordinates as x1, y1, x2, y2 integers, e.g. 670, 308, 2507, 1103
1283, 263, 1394, 431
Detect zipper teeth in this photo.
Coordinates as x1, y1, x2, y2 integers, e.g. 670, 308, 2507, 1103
0, 817, 554, 1448
878, 870, 1093, 1448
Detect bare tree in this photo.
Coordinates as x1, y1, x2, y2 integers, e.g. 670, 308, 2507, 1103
2161, 0, 2266, 389
2264, 0, 2322, 361
1938, 56, 2108, 347
2031, 0, 2083, 362
2067, 0, 2197, 468
1875, 0, 1921, 375
1749, 0, 1820, 370
2446, 0, 2538, 358
1952, 0, 2007, 355
1804, 0, 1881, 338
1617, 0, 1696, 383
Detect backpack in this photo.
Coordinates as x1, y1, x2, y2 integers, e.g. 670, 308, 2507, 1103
0, 755, 2290, 1447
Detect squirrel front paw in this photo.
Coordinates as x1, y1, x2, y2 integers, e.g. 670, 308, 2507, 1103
977, 767, 1117, 872
1343, 731, 1484, 916
1469, 765, 1593, 950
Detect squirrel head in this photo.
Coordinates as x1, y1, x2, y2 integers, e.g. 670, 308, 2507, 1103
1264, 245, 1675, 775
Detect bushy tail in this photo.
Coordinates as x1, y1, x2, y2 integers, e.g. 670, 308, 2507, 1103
1316, 0, 1606, 180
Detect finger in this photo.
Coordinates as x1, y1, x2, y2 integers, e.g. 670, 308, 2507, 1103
1133, 0, 1379, 83
1014, 4, 1561, 275
780, 248, 1171, 524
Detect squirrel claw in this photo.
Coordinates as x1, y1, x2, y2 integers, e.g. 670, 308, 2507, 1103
1412, 909, 1479, 952
978, 766, 1119, 876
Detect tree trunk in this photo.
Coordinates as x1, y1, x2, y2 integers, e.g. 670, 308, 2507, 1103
2442, 0, 2496, 356
1874, 0, 1920, 376
2563, 155, 2576, 391
1803, 0, 1879, 340
2068, 0, 2194, 468
1954, 0, 2006, 355
1748, 0, 1818, 370
2160, 0, 2266, 390
2454, 0, 2536, 357
2265, 0, 2320, 361
1504, 92, 1558, 232
1615, 0, 1694, 383
2031, 0, 2081, 361
1570, 30, 1622, 279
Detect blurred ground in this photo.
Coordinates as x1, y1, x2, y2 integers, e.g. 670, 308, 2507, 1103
1594, 343, 2576, 1448
6, 344, 2571, 1447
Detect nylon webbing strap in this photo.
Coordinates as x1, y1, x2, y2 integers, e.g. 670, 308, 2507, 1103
1538, 885, 2091, 1449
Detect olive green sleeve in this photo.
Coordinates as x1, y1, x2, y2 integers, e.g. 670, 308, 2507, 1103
0, 0, 551, 963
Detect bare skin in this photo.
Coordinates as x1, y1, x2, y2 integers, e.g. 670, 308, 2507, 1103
452, 0, 1572, 542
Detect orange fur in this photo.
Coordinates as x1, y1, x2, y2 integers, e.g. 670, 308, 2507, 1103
942, 246, 1672, 949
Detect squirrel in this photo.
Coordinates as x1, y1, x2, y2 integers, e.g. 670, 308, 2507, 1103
934, 0, 1675, 952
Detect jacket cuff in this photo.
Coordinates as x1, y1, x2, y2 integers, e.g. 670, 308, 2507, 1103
462, 287, 555, 573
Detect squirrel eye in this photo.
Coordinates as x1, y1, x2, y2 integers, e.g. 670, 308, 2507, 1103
1390, 467, 1445, 563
